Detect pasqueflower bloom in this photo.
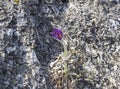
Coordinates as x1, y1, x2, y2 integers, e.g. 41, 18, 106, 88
50, 28, 63, 40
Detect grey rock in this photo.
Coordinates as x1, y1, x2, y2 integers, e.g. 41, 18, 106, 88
0, 0, 120, 89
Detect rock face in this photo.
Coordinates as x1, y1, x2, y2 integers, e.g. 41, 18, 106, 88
0, 0, 120, 89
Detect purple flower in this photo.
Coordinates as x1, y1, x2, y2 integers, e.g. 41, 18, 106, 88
50, 28, 63, 40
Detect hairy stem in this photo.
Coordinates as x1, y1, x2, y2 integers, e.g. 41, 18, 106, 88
62, 40, 68, 57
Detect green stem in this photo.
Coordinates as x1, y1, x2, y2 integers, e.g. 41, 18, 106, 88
64, 62, 68, 89
62, 40, 68, 57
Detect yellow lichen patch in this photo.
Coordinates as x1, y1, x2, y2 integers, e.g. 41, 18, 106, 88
13, 0, 20, 4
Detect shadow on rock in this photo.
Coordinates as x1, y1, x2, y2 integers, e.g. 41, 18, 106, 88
24, 0, 69, 89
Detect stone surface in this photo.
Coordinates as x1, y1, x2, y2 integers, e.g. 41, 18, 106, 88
0, 0, 120, 89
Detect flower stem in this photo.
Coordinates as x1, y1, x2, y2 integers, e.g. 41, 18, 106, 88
62, 40, 68, 57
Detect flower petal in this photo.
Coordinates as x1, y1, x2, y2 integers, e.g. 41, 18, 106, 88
50, 28, 63, 40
